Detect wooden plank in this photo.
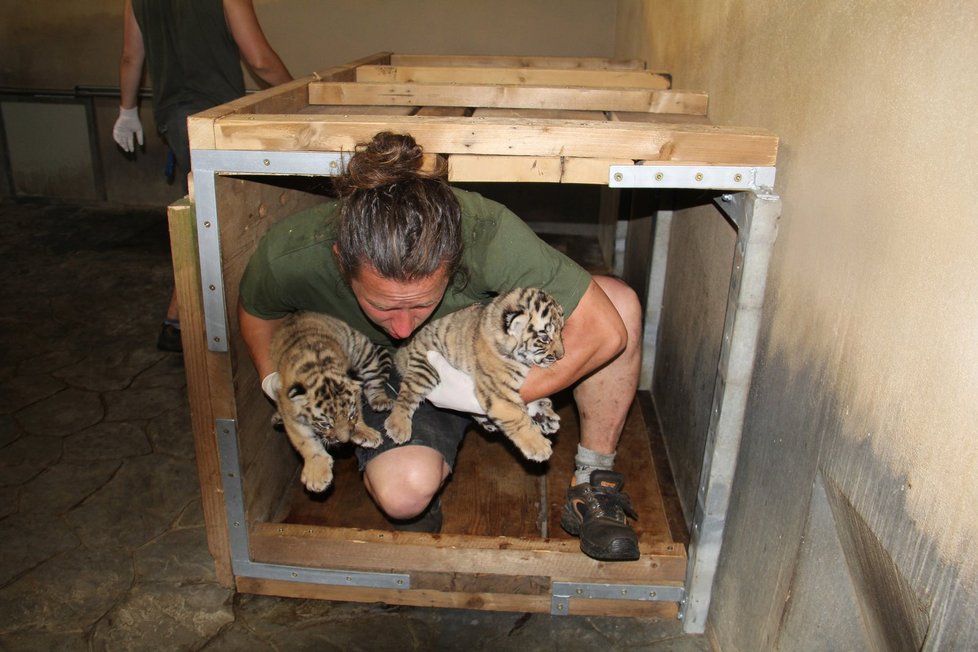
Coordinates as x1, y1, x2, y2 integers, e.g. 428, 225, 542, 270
298, 104, 416, 116
562, 157, 634, 185
212, 115, 779, 166
236, 577, 679, 618
443, 429, 544, 538
356, 64, 671, 90
187, 51, 393, 150
249, 523, 687, 583
471, 107, 608, 121
310, 82, 706, 115
168, 200, 233, 586
390, 53, 649, 72
448, 155, 563, 183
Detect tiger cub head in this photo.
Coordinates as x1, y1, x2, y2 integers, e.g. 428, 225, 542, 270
279, 369, 362, 444
497, 288, 565, 367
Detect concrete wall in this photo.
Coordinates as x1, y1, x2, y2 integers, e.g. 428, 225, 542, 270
0, 0, 617, 205
615, 0, 977, 648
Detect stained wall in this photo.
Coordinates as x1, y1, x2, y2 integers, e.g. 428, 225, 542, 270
0, 1, 616, 204
616, 0, 978, 648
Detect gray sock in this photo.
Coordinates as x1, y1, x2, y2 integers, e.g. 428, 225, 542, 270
574, 444, 616, 485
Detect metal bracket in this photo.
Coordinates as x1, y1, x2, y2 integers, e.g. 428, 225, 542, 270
550, 581, 685, 615
609, 164, 776, 191
190, 150, 350, 352
215, 418, 410, 590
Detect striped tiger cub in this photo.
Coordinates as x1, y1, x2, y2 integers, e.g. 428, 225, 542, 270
271, 311, 393, 492
385, 287, 565, 462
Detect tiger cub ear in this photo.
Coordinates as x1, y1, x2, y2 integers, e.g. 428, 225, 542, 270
502, 309, 530, 336
286, 383, 307, 402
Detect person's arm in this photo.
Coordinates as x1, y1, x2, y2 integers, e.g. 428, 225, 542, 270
238, 299, 287, 382
114, 0, 146, 152
223, 0, 293, 86
520, 279, 627, 402
118, 0, 145, 109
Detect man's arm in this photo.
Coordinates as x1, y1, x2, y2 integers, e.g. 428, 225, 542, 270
520, 279, 627, 402
223, 0, 293, 86
118, 0, 145, 109
238, 299, 287, 381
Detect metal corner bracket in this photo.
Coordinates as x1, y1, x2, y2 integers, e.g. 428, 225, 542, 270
609, 164, 776, 191
215, 418, 410, 590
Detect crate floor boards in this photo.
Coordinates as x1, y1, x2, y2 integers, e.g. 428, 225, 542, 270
277, 393, 682, 547
251, 233, 687, 616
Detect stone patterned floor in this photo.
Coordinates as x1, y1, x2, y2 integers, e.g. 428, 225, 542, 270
0, 200, 711, 651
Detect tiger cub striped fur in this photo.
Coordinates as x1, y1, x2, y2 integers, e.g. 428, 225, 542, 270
385, 288, 565, 462
271, 311, 393, 492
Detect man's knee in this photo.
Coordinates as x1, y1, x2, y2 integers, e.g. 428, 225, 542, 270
364, 450, 446, 519
594, 275, 642, 342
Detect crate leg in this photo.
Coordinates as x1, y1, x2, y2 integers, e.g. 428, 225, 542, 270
680, 189, 782, 633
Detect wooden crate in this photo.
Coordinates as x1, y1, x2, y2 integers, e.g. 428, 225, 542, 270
172, 52, 778, 618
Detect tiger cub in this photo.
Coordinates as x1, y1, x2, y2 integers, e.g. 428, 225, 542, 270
385, 288, 565, 462
271, 311, 394, 492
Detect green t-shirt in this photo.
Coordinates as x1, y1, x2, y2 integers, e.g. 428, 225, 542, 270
239, 188, 592, 348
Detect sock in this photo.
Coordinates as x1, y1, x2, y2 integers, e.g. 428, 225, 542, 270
574, 444, 616, 485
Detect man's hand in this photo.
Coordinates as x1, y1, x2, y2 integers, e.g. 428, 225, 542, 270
261, 372, 281, 401
112, 106, 144, 152
425, 351, 485, 414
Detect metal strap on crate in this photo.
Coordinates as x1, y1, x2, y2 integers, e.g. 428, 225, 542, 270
215, 419, 411, 590
550, 581, 685, 615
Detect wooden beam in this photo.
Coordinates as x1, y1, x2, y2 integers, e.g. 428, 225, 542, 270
448, 155, 563, 183
390, 53, 648, 72
237, 577, 680, 618
249, 523, 687, 583
356, 64, 671, 90
188, 51, 393, 150
212, 115, 779, 166
310, 82, 706, 115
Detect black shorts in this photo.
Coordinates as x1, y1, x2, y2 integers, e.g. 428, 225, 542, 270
356, 375, 472, 472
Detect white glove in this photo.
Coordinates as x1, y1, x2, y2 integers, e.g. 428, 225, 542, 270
261, 372, 281, 401
112, 106, 144, 152
425, 351, 485, 415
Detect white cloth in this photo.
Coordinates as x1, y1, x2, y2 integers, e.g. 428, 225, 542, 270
425, 350, 485, 414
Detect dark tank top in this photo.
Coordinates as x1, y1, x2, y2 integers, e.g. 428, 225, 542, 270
132, 0, 246, 125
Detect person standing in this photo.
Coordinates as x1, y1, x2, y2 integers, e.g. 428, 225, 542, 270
113, 0, 293, 352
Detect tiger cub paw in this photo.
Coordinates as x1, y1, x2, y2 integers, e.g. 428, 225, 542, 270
301, 455, 334, 493
513, 432, 553, 462
383, 407, 413, 444
365, 390, 394, 413
352, 423, 384, 448
527, 398, 560, 435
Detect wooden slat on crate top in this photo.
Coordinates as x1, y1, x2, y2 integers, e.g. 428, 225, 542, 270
211, 114, 779, 166
188, 51, 392, 150
356, 64, 671, 90
310, 82, 707, 115
389, 53, 648, 71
